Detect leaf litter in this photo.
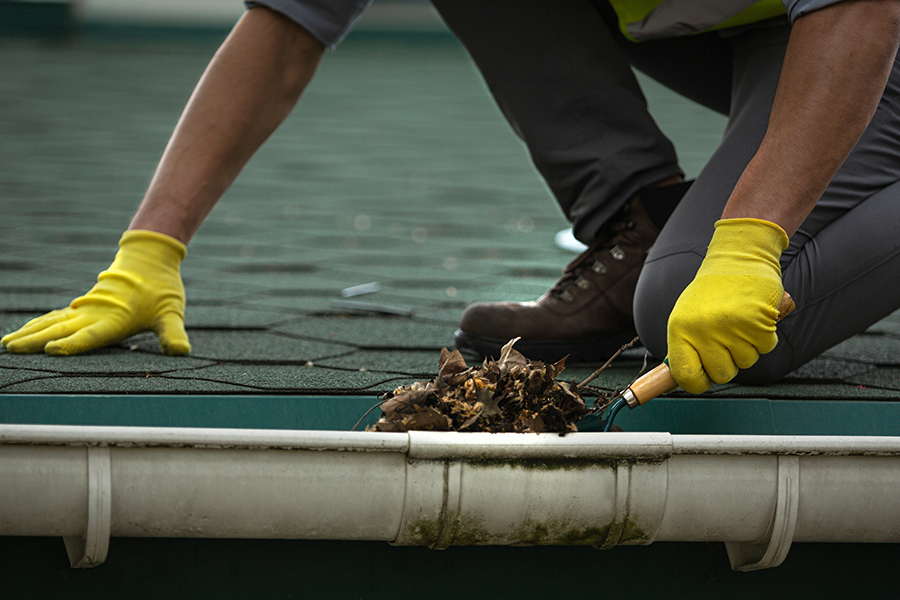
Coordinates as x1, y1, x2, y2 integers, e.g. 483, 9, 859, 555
367, 337, 639, 433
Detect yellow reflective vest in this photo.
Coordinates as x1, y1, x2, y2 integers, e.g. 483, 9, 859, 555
608, 0, 787, 41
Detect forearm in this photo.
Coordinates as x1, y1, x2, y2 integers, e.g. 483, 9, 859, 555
129, 7, 325, 244
722, 0, 900, 236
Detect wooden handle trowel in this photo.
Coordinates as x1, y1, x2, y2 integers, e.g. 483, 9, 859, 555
602, 291, 795, 431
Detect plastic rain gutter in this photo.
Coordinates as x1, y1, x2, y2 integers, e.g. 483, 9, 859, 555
2, 425, 900, 572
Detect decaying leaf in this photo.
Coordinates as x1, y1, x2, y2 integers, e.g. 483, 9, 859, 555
549, 356, 568, 379
368, 338, 588, 433
381, 388, 438, 418
438, 348, 469, 386
497, 337, 528, 375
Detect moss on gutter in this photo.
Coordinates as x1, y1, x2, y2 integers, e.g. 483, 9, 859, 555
400, 458, 657, 547
403, 515, 650, 547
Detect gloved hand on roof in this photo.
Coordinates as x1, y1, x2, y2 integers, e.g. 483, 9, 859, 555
1, 230, 191, 356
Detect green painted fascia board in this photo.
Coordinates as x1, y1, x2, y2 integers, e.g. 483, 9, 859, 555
582, 397, 900, 436
3, 394, 900, 436
0, 394, 382, 432
5, 537, 900, 600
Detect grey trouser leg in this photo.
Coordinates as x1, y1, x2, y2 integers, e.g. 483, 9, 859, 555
434, 0, 900, 378
431, 0, 710, 244
634, 23, 900, 383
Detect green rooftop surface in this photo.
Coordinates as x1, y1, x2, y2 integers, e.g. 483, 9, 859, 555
4, 24, 900, 599
2, 30, 900, 429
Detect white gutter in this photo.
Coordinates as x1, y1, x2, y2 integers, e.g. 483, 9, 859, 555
2, 425, 900, 571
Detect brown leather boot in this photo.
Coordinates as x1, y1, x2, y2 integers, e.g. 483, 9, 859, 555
454, 194, 662, 363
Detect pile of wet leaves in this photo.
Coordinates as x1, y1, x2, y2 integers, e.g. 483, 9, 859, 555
369, 338, 589, 433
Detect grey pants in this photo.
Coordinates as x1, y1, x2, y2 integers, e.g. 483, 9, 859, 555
432, 0, 900, 382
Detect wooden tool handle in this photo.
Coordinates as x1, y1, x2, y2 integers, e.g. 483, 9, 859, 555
625, 291, 795, 408
775, 291, 796, 321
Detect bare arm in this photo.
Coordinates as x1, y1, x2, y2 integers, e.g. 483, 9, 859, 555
129, 7, 325, 244
2, 7, 325, 356
722, 0, 900, 235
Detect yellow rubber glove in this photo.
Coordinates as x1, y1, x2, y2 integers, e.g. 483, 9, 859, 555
667, 218, 789, 394
2, 230, 190, 356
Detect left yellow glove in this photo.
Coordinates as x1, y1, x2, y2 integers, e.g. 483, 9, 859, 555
667, 218, 788, 394
1, 230, 190, 356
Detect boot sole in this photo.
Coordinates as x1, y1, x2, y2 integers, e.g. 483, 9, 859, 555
453, 329, 639, 365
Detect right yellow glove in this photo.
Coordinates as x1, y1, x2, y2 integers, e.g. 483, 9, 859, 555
666, 218, 789, 394
2, 229, 191, 356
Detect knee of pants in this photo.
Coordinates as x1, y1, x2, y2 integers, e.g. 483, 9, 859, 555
733, 338, 794, 385
633, 250, 701, 360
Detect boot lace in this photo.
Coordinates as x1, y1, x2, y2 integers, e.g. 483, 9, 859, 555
549, 210, 638, 302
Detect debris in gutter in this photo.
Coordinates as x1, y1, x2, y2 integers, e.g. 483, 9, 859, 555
369, 338, 594, 433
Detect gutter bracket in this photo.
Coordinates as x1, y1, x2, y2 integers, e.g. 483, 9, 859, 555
431, 461, 462, 550
597, 460, 631, 549
725, 455, 800, 571
64, 446, 111, 568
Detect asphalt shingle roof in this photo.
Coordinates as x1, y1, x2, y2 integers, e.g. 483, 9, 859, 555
3, 32, 900, 407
